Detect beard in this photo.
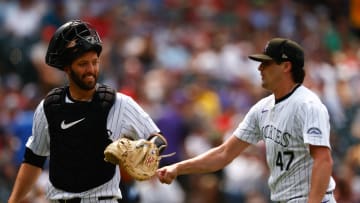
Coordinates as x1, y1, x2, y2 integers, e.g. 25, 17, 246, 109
69, 69, 97, 90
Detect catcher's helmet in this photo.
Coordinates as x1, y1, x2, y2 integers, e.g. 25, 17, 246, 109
45, 20, 102, 70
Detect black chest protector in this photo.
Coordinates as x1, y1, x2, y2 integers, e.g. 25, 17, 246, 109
43, 84, 116, 193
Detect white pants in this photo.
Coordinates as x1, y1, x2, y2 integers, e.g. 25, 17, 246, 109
277, 192, 336, 203
50, 198, 119, 203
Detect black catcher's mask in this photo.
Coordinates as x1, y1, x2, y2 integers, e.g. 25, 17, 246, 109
45, 20, 102, 70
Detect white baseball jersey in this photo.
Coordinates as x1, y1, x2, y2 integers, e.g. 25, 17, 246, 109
233, 85, 336, 201
26, 92, 160, 201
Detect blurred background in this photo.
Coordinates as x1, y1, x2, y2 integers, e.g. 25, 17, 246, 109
0, 0, 360, 202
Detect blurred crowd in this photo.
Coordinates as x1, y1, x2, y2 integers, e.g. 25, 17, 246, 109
0, 0, 360, 203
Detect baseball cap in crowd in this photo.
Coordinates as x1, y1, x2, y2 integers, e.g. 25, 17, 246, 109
249, 38, 304, 68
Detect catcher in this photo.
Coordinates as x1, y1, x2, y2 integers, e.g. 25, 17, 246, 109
8, 19, 167, 203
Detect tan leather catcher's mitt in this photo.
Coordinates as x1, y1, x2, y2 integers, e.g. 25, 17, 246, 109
104, 134, 174, 181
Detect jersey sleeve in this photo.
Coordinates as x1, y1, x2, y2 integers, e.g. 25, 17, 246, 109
300, 100, 331, 148
233, 103, 262, 144
26, 100, 50, 156
107, 93, 160, 140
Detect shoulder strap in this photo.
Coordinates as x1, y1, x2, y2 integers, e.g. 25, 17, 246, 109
43, 84, 116, 115
95, 84, 116, 111
43, 87, 66, 116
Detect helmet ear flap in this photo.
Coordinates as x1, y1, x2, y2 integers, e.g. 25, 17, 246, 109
45, 20, 102, 70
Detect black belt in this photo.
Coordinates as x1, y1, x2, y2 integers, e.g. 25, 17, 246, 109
57, 196, 116, 203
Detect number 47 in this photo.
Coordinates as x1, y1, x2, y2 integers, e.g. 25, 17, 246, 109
276, 151, 294, 171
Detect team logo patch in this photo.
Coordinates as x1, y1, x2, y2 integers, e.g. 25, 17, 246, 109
307, 127, 322, 136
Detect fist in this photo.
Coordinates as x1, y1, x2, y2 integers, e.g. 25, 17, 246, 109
156, 164, 178, 184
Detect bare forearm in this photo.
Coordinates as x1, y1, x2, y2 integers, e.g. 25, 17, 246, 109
157, 136, 250, 184
176, 136, 250, 176
176, 146, 230, 175
8, 163, 42, 203
308, 160, 332, 203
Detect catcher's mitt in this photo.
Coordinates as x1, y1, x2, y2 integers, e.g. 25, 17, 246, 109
104, 133, 175, 181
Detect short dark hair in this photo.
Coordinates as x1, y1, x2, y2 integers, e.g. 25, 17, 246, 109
291, 63, 305, 83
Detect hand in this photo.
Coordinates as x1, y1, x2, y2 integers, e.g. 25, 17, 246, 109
156, 164, 178, 184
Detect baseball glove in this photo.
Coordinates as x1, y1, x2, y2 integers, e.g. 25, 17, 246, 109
104, 133, 175, 181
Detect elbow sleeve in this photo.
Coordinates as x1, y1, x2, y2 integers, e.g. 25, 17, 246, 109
23, 147, 47, 169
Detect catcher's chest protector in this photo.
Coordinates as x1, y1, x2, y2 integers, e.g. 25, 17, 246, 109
43, 84, 116, 192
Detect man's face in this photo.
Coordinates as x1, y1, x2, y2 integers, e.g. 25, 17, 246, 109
66, 51, 100, 90
258, 60, 286, 91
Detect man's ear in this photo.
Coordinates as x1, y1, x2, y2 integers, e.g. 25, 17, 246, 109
283, 61, 292, 73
